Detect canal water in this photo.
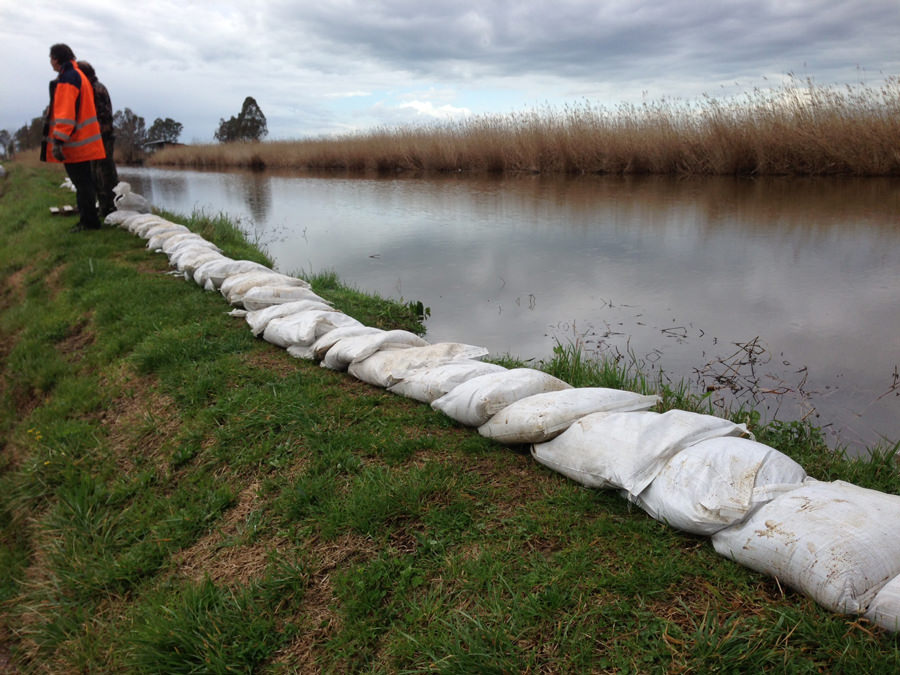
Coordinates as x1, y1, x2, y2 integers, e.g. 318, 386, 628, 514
120, 167, 900, 454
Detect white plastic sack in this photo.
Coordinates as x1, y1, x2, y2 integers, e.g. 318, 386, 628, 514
431, 368, 572, 428
171, 248, 228, 276
387, 360, 509, 403
220, 271, 311, 306
162, 233, 219, 256
478, 387, 660, 444
137, 219, 183, 240
113, 182, 150, 213
309, 326, 386, 362
146, 226, 192, 250
712, 479, 900, 615
287, 329, 383, 361
348, 342, 490, 388
245, 299, 336, 337
123, 214, 166, 236
628, 436, 807, 536
241, 285, 329, 311
321, 330, 429, 371
263, 310, 362, 349
531, 409, 749, 495
866, 573, 900, 632
104, 209, 139, 226
193, 259, 272, 289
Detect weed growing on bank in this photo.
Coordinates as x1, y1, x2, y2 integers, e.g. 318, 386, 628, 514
150, 76, 900, 177
1, 163, 898, 672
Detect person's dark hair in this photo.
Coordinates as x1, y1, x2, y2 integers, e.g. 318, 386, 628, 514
49, 43, 75, 63
77, 60, 96, 81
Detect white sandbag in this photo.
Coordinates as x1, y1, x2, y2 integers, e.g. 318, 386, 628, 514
262, 310, 362, 349
171, 248, 228, 276
220, 271, 311, 306
286, 343, 323, 360
241, 284, 329, 311
193, 259, 272, 289
321, 330, 429, 372
387, 360, 509, 403
147, 226, 192, 251
309, 326, 386, 361
348, 342, 490, 388
162, 233, 220, 256
104, 209, 140, 226
113, 182, 151, 213
431, 368, 572, 428
712, 479, 900, 615
866, 573, 900, 632
531, 409, 749, 495
628, 436, 807, 536
122, 213, 166, 235
245, 299, 336, 337
136, 219, 183, 239
478, 387, 660, 444
287, 327, 378, 361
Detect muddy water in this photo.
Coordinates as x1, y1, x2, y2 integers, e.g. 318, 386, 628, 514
120, 167, 900, 454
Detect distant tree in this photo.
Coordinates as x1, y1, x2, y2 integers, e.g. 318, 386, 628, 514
146, 117, 183, 144
0, 129, 10, 157
214, 96, 268, 143
113, 108, 147, 163
13, 117, 44, 151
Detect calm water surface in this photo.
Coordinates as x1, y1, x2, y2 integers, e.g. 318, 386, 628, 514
121, 167, 900, 454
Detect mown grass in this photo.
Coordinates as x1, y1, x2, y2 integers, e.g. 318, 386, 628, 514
150, 76, 900, 177
1, 162, 899, 673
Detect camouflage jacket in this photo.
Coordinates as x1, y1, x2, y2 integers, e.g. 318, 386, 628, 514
92, 80, 114, 138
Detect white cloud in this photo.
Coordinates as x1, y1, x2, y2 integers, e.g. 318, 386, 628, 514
2, 0, 898, 142
396, 101, 472, 119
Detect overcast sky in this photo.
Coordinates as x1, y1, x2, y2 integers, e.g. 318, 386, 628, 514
2, 0, 898, 144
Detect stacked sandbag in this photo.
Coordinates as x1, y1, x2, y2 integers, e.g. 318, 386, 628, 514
387, 360, 509, 403
288, 325, 384, 361
103, 209, 140, 226
626, 436, 807, 535
348, 342, 490, 388
104, 206, 900, 633
867, 574, 900, 631
112, 181, 151, 213
245, 299, 336, 337
478, 388, 660, 444
146, 226, 194, 251
321, 329, 430, 372
193, 258, 275, 291
712, 479, 900, 616
219, 270, 311, 306
432, 368, 572, 427
263, 309, 364, 349
531, 410, 749, 495
241, 285, 331, 311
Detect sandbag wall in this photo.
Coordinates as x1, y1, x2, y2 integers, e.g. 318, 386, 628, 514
105, 207, 900, 633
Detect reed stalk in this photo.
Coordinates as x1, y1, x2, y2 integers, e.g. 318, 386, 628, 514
150, 76, 900, 176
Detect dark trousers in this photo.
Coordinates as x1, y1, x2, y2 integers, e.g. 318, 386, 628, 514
92, 136, 119, 218
64, 160, 100, 228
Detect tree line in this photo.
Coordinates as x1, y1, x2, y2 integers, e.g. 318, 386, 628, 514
0, 96, 267, 162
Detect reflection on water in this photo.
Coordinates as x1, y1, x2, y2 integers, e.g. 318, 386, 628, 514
121, 167, 900, 454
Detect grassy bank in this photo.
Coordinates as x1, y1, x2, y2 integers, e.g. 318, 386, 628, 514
1, 163, 899, 672
150, 77, 900, 177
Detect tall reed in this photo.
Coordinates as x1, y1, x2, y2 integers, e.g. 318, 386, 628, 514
150, 76, 900, 176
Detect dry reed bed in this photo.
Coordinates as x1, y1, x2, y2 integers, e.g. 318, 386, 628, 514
151, 77, 900, 176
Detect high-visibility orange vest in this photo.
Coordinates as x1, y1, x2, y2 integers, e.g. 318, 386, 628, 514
43, 60, 106, 164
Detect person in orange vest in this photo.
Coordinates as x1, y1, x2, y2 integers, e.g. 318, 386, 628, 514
41, 43, 107, 232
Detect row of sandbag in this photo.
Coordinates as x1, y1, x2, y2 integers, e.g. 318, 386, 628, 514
105, 207, 900, 633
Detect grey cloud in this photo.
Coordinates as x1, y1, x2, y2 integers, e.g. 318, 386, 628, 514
269, 0, 899, 86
